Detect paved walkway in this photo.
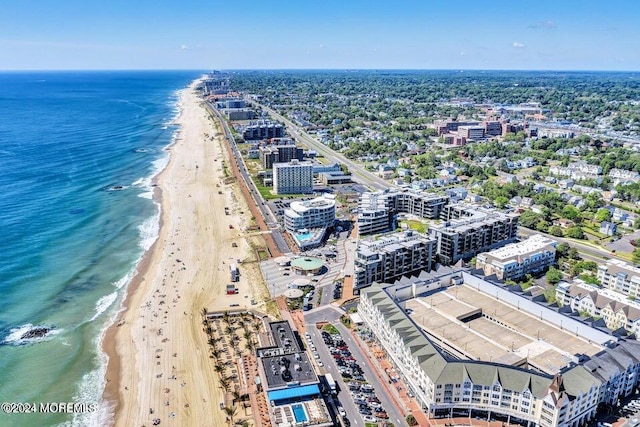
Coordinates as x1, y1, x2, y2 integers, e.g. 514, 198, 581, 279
213, 110, 283, 258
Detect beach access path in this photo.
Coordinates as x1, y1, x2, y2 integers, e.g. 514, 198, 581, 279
103, 80, 267, 427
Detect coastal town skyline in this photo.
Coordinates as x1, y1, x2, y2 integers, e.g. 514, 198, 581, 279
1, 0, 639, 71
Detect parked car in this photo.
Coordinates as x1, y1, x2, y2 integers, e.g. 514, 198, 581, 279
374, 411, 388, 419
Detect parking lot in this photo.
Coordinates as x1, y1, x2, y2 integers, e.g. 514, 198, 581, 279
605, 398, 640, 427
305, 307, 406, 427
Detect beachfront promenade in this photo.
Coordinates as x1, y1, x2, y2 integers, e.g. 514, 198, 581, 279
205, 102, 288, 258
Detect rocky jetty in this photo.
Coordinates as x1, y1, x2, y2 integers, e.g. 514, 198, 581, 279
20, 326, 51, 340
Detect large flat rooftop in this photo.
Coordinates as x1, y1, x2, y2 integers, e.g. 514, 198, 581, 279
405, 284, 603, 374
260, 321, 318, 389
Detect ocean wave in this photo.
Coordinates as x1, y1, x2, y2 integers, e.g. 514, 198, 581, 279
89, 292, 118, 322
2, 323, 62, 345
138, 208, 160, 251
138, 191, 154, 200
131, 155, 169, 192
59, 327, 113, 427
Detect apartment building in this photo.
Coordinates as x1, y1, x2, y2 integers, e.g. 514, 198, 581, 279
550, 162, 602, 180
242, 120, 285, 140
359, 281, 640, 427
354, 230, 436, 292
596, 259, 640, 298
476, 234, 557, 281
429, 204, 519, 265
283, 195, 336, 233
556, 280, 640, 335
259, 144, 304, 169
273, 160, 313, 195
609, 168, 640, 185
356, 190, 449, 236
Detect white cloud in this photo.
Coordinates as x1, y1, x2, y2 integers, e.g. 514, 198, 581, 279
512, 42, 526, 48
528, 20, 556, 29
460, 51, 465, 56
181, 44, 189, 50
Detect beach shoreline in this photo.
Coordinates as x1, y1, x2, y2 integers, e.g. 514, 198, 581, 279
101, 79, 267, 427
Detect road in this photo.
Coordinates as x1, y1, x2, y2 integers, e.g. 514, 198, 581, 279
519, 227, 616, 263
304, 306, 407, 427
205, 102, 291, 254
246, 98, 394, 192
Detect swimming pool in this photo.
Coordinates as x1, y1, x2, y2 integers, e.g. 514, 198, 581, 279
296, 232, 313, 241
292, 403, 307, 423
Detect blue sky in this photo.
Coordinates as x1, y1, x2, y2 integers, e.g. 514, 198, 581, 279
0, 0, 638, 70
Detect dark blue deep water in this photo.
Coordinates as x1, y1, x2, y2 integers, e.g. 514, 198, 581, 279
0, 71, 199, 426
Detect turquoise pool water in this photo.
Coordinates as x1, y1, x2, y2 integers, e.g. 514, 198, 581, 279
292, 404, 307, 423
296, 232, 313, 241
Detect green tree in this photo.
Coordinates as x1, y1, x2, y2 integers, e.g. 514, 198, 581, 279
548, 225, 564, 237
546, 266, 563, 285
519, 211, 541, 229
565, 226, 585, 239
562, 205, 580, 221
633, 249, 640, 264
594, 208, 612, 223
535, 220, 549, 232
556, 243, 570, 260
494, 196, 509, 209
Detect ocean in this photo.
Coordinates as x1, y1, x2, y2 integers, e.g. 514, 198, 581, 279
0, 71, 200, 427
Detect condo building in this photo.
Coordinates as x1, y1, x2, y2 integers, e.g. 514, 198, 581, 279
242, 120, 285, 140
273, 160, 313, 195
429, 204, 519, 265
556, 280, 640, 335
358, 275, 640, 427
354, 230, 436, 292
476, 234, 557, 281
596, 259, 640, 298
259, 144, 304, 169
357, 190, 449, 236
283, 195, 336, 233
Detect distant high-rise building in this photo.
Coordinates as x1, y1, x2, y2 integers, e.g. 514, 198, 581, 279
273, 160, 313, 194
242, 120, 285, 140
259, 145, 304, 169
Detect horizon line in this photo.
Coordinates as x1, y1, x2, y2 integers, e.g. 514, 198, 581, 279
0, 67, 639, 73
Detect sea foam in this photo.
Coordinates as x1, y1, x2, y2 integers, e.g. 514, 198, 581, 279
3, 323, 62, 345
89, 292, 118, 322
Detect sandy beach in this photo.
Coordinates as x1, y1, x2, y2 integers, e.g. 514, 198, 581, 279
103, 80, 268, 427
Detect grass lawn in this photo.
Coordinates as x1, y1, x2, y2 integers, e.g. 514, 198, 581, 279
401, 219, 429, 233
251, 177, 279, 200
322, 324, 339, 334
582, 225, 607, 239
